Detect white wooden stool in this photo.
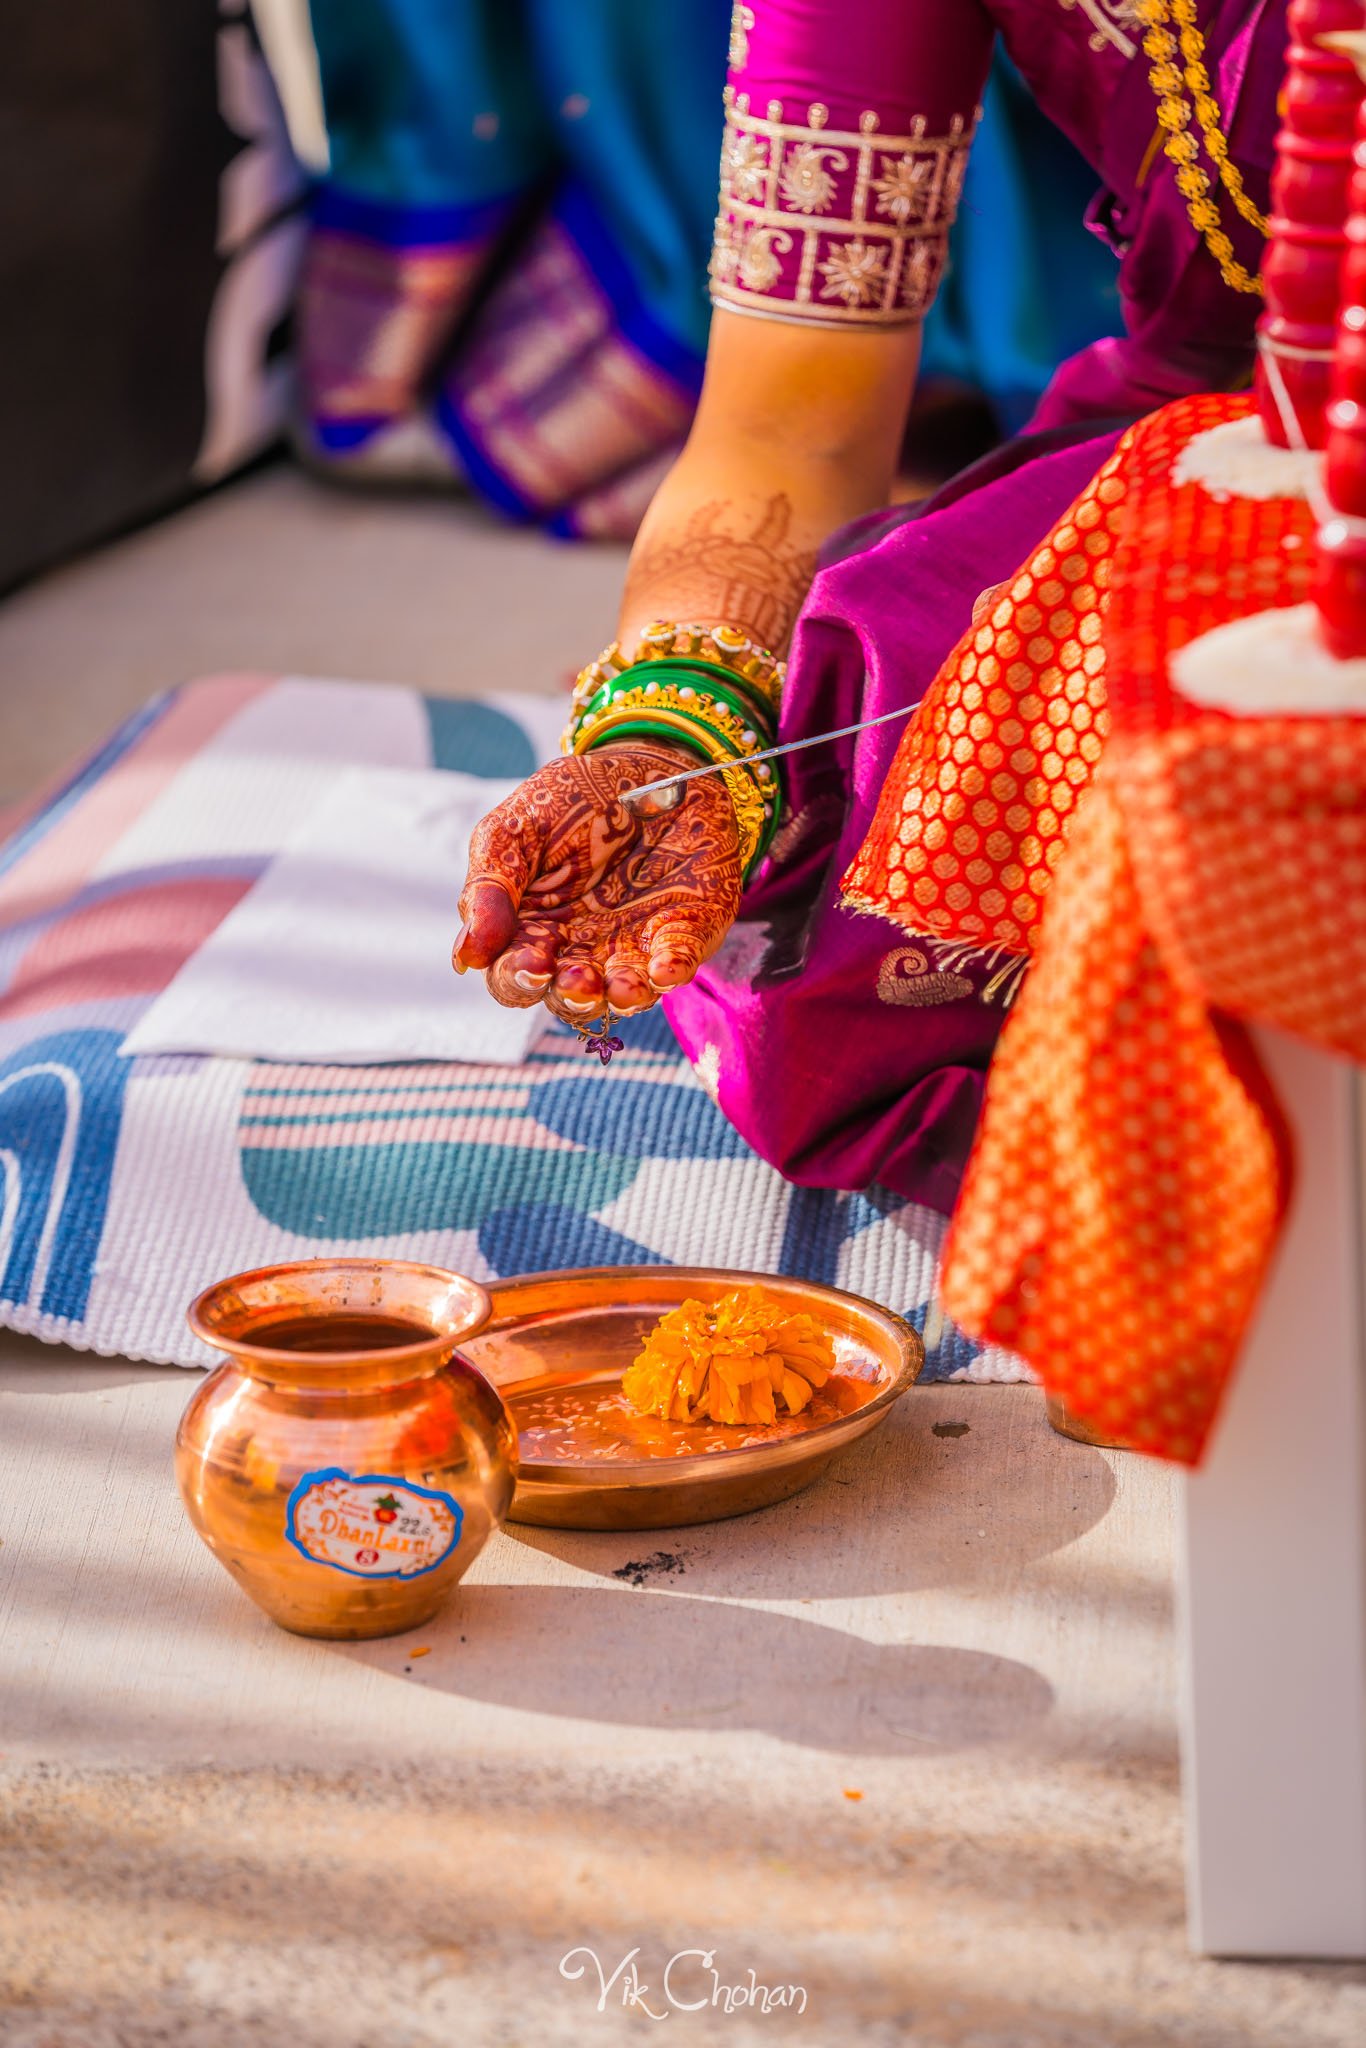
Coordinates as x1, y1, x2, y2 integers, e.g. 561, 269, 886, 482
1178, 1025, 1366, 1957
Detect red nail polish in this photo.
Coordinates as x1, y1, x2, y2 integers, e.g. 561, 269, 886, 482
452, 922, 470, 973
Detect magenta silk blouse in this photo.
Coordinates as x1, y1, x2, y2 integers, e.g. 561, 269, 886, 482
711, 0, 1288, 424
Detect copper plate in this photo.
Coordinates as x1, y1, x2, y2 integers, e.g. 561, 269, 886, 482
460, 1266, 922, 1531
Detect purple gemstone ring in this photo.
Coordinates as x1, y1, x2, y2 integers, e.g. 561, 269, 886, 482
575, 1009, 625, 1066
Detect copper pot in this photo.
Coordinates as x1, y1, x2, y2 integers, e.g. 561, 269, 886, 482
178, 1259, 514, 1639
1045, 1393, 1128, 1450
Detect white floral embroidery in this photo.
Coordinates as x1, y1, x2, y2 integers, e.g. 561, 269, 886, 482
779, 142, 837, 214
712, 217, 794, 296
899, 240, 936, 312
728, 1, 754, 70
942, 149, 970, 212
726, 129, 769, 203
872, 152, 934, 225
819, 236, 887, 307
710, 93, 977, 327
738, 224, 788, 293
1058, 0, 1142, 59
710, 214, 741, 286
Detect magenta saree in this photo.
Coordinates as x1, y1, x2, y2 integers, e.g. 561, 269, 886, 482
663, 0, 1288, 1215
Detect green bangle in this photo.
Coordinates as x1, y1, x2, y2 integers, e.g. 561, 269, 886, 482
562, 623, 788, 880
571, 673, 769, 765
569, 662, 778, 756
614, 657, 780, 737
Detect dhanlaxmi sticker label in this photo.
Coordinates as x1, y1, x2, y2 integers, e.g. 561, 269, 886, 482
285, 1469, 463, 1578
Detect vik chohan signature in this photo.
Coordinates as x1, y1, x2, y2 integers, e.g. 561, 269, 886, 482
560, 1946, 808, 2018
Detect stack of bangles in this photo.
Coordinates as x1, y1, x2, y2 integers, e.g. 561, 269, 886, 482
561, 620, 786, 879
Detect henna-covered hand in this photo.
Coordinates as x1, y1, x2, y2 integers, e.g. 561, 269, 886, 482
454, 744, 743, 1023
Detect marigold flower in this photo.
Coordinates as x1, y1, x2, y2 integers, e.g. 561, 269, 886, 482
622, 1287, 837, 1427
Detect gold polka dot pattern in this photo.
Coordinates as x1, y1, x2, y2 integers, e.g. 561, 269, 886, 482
877, 391, 1366, 1462
938, 779, 1283, 1466
841, 429, 1137, 949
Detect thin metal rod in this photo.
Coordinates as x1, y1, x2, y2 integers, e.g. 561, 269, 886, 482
617, 701, 916, 807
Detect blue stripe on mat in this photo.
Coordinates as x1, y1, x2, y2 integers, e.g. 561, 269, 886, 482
478, 1203, 660, 1273
422, 698, 539, 778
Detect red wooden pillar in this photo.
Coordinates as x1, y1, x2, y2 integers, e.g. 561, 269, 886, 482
1316, 30, 1366, 654
1257, 0, 1362, 449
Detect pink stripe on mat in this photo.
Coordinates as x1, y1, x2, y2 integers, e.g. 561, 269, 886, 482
0, 674, 274, 924
238, 1052, 680, 1095
235, 1056, 550, 1092
2, 877, 254, 1021
240, 1116, 583, 1151
240, 1085, 536, 1117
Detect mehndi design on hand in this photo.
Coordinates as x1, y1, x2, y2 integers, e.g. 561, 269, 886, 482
455, 743, 743, 1024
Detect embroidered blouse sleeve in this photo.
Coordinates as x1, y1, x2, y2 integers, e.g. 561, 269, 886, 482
712, 0, 996, 328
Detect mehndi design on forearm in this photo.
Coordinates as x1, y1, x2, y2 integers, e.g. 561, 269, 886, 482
621, 493, 818, 654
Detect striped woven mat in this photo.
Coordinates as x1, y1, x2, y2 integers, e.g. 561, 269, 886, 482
0, 675, 1027, 1378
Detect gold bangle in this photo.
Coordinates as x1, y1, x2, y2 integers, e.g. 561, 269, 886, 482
570, 619, 787, 718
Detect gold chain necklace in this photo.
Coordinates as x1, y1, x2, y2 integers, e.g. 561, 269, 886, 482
1137, 0, 1268, 296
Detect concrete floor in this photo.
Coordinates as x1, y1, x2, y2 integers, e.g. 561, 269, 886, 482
0, 465, 623, 810
2, 465, 1365, 2046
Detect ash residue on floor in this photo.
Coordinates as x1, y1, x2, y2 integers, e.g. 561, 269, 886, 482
611, 1550, 688, 1588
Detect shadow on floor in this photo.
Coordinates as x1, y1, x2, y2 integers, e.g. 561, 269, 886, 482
503, 1392, 1118, 1602
338, 1583, 1054, 1755
0, 1334, 182, 1396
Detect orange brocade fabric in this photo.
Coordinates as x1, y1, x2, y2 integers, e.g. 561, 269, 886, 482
844, 392, 1366, 1462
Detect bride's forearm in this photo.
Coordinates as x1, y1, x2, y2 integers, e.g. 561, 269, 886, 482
619, 308, 921, 654
618, 459, 838, 658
